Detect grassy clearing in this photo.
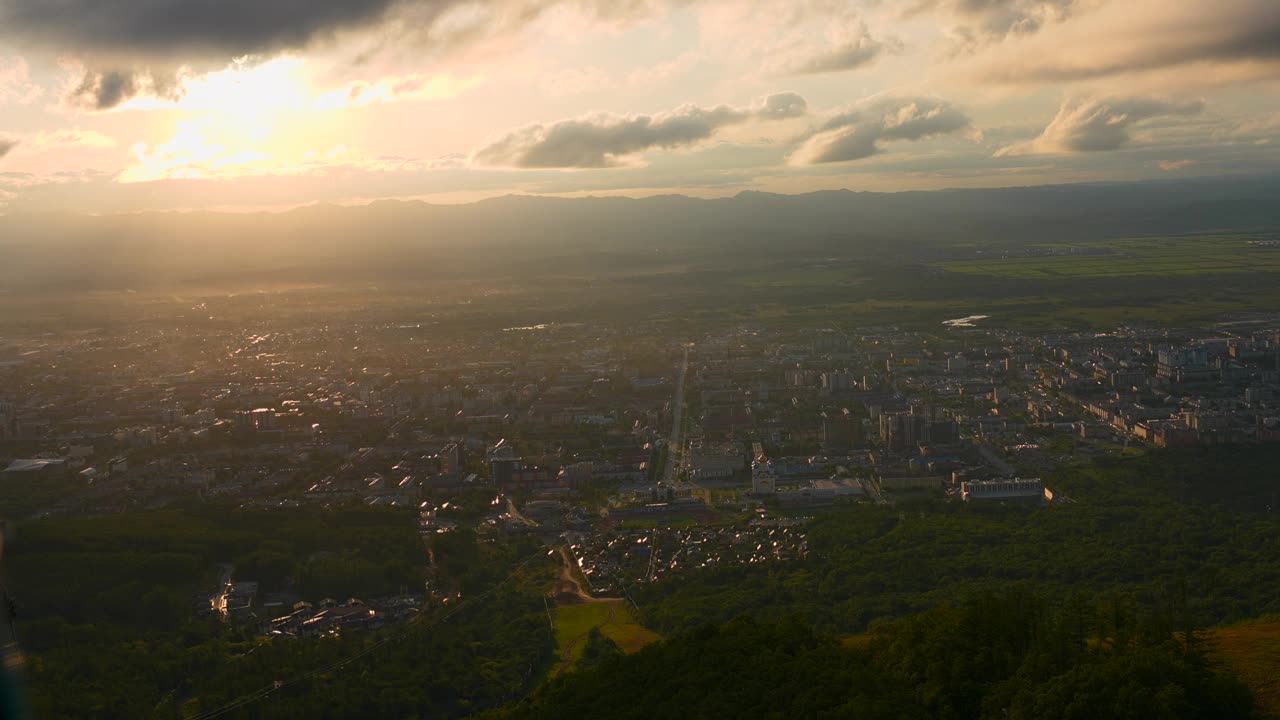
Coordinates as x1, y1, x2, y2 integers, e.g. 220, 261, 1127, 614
552, 600, 662, 669
839, 633, 873, 650
1205, 616, 1280, 718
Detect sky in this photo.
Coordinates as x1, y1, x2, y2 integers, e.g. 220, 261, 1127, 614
0, 0, 1278, 213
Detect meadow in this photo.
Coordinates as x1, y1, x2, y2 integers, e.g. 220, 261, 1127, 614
552, 599, 661, 671
1207, 616, 1280, 718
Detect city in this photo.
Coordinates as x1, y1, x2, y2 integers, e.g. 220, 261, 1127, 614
3, 0, 1280, 715
5, 307, 1280, 635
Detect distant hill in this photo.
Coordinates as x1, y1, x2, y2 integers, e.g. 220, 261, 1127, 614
1, 173, 1277, 293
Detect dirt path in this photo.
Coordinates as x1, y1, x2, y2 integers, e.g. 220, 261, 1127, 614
551, 545, 625, 677
553, 546, 604, 604
555, 635, 584, 677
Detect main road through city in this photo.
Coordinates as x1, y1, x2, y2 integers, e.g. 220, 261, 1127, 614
662, 344, 691, 485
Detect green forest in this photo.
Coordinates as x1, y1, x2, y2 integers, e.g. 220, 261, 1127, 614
3, 446, 1279, 718
637, 447, 1280, 636
490, 590, 1254, 720
4, 506, 556, 718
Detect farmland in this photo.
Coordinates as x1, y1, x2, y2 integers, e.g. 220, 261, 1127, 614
940, 234, 1280, 280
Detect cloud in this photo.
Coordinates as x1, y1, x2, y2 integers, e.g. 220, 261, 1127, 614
471, 92, 807, 168
764, 18, 889, 75
995, 97, 1205, 156
1229, 112, 1280, 138
0, 0, 413, 60
1158, 159, 1196, 171
314, 71, 480, 108
0, 56, 42, 104
752, 92, 808, 120
118, 120, 270, 183
0, 128, 116, 161
67, 69, 147, 111
627, 50, 701, 86
695, 2, 895, 78
910, 0, 1084, 54
789, 97, 975, 165
977, 0, 1280, 83
2, 0, 684, 110
30, 129, 117, 150
539, 67, 611, 97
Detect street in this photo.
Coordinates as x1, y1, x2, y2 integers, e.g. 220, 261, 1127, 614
662, 344, 691, 485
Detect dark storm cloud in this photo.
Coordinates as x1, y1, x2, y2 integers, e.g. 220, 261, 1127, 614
471, 93, 807, 168
1, 0, 691, 110
790, 97, 974, 164
62, 66, 196, 111
1016, 23, 1280, 82
0, 137, 17, 159
0, 0, 449, 110
982, 0, 1280, 83
0, 0, 418, 59
0, 0, 693, 61
68, 70, 138, 111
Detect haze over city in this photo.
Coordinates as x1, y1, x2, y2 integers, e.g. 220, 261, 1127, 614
4, 3, 1280, 720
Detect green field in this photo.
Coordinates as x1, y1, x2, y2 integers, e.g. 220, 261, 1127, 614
731, 266, 865, 288
552, 600, 661, 671
940, 234, 1280, 280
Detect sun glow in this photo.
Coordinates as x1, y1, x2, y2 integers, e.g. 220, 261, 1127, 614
114, 56, 474, 183
118, 57, 333, 182
119, 57, 309, 119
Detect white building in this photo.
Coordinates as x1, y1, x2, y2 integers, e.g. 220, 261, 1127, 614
960, 477, 1045, 502
751, 460, 777, 495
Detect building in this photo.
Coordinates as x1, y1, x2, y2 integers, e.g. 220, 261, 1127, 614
820, 370, 856, 395
822, 412, 862, 454
751, 460, 777, 495
234, 408, 278, 432
608, 496, 705, 520
775, 478, 862, 506
2, 458, 67, 475
961, 478, 1046, 502
927, 419, 960, 445
814, 478, 865, 498
299, 602, 377, 636
688, 440, 744, 481
488, 440, 519, 487
879, 412, 928, 453
1156, 347, 1214, 384
440, 441, 464, 478
879, 475, 942, 493
0, 402, 21, 438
